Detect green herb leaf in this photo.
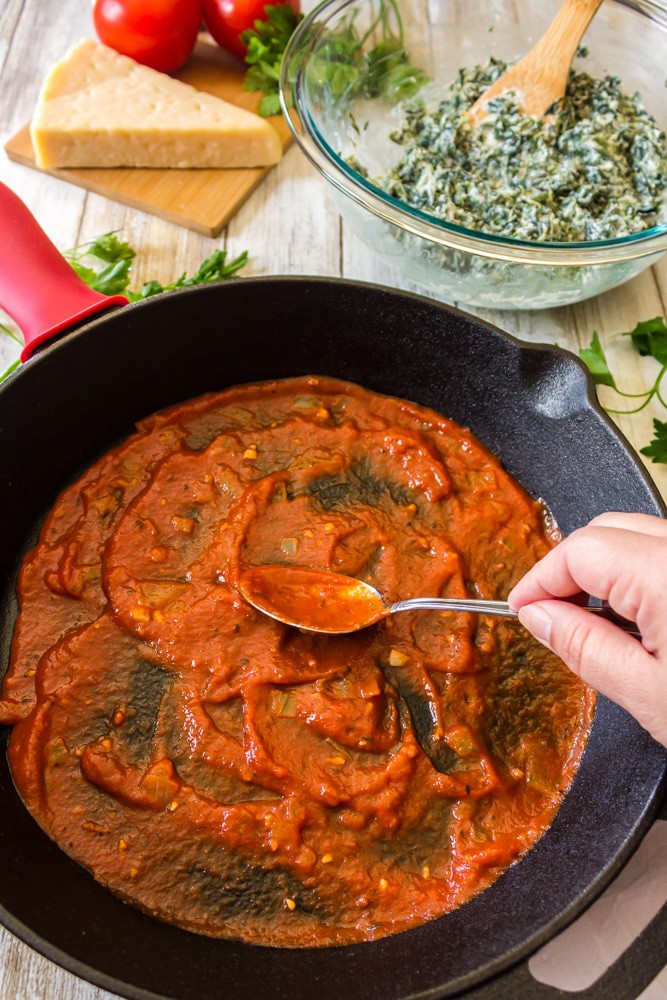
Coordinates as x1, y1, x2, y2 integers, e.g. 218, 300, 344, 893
640, 419, 667, 463
67, 260, 102, 288
242, 0, 426, 116
67, 256, 136, 296
358, 38, 428, 102
127, 249, 249, 301
257, 92, 283, 117
579, 331, 618, 389
77, 232, 136, 264
242, 3, 302, 116
66, 236, 248, 302
579, 319, 667, 461
65, 231, 136, 296
622, 316, 667, 366
307, 2, 427, 109
380, 60, 429, 103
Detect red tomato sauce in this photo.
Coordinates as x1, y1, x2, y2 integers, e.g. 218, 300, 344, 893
238, 566, 389, 632
0, 376, 593, 946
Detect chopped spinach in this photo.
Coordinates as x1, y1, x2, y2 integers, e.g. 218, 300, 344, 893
366, 59, 666, 242
120, 660, 172, 761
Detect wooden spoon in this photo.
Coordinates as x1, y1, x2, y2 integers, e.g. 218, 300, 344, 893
468, 0, 604, 126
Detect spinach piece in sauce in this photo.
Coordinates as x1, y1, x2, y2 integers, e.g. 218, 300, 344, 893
308, 459, 412, 511
120, 660, 172, 763
186, 860, 326, 920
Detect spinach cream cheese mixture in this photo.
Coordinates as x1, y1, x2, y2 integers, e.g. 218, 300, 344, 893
365, 58, 667, 242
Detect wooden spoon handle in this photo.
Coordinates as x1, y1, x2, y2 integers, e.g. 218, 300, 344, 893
530, 0, 604, 95
469, 0, 604, 123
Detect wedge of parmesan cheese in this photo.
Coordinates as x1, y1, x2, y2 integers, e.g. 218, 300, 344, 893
30, 39, 282, 169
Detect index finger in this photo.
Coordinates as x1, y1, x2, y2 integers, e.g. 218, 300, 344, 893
508, 525, 667, 639
587, 511, 667, 536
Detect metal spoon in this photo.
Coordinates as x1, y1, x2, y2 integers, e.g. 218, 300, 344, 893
238, 565, 640, 774
468, 0, 604, 126
238, 565, 641, 637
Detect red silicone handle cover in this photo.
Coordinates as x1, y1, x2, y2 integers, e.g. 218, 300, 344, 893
0, 182, 128, 361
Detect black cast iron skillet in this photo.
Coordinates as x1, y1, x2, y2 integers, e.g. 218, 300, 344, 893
0, 185, 666, 1000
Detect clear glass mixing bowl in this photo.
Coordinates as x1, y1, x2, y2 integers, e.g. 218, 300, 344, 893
280, 0, 667, 310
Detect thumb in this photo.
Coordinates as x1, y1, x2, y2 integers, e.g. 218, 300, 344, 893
518, 601, 667, 747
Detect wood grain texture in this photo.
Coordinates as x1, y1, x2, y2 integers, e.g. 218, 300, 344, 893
4, 36, 292, 236
1, 0, 667, 996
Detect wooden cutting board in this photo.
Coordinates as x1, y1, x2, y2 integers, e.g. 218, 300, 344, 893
4, 36, 293, 237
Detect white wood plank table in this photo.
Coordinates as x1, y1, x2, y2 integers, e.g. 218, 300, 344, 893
0, 0, 666, 997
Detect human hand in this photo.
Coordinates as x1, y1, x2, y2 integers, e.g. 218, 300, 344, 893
508, 512, 667, 747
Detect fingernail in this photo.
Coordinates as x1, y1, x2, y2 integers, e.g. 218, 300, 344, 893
517, 604, 553, 650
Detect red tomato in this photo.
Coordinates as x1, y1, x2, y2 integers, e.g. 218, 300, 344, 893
92, 0, 203, 73
202, 0, 300, 60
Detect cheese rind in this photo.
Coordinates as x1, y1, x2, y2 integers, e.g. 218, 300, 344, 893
30, 40, 282, 169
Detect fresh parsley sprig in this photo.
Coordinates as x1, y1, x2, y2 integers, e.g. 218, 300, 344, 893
639, 420, 667, 463
242, 3, 303, 117
130, 247, 248, 299
64, 233, 248, 302
0, 233, 248, 384
241, 0, 427, 118
63, 232, 136, 297
305, 0, 428, 107
579, 317, 667, 462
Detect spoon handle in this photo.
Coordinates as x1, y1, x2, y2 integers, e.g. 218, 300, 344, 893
388, 597, 641, 638
390, 597, 519, 618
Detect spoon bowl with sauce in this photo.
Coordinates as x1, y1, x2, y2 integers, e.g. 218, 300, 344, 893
237, 565, 639, 635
